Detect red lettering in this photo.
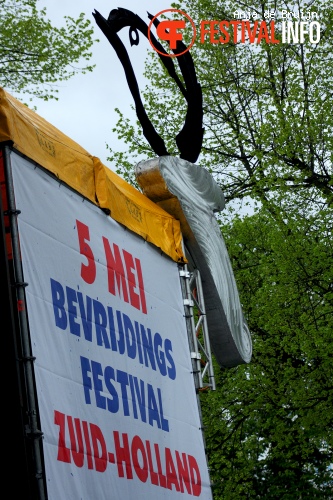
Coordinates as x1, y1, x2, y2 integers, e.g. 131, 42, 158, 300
219, 20, 230, 43
165, 447, 180, 491
269, 21, 280, 43
154, 443, 167, 488
240, 22, 246, 43
131, 436, 148, 483
90, 423, 107, 472
123, 250, 140, 310
230, 20, 242, 42
176, 451, 192, 494
103, 239, 129, 303
67, 416, 84, 467
245, 21, 259, 43
135, 257, 147, 314
54, 412, 204, 496
188, 455, 202, 497
209, 21, 220, 43
114, 431, 133, 479
76, 220, 96, 284
55, 410, 71, 463
257, 21, 270, 43
197, 19, 280, 46
82, 420, 94, 469
200, 21, 211, 43
145, 440, 159, 485
55, 412, 109, 473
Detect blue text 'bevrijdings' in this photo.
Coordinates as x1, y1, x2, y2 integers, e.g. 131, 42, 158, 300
50, 278, 176, 380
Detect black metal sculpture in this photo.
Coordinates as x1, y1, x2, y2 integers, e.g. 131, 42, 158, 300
93, 8, 203, 164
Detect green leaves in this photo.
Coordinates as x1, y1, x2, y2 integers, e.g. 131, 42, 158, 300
201, 208, 333, 498
111, 0, 333, 209
0, 0, 97, 100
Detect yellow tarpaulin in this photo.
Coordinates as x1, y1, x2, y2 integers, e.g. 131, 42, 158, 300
94, 158, 185, 262
0, 87, 186, 263
0, 87, 96, 202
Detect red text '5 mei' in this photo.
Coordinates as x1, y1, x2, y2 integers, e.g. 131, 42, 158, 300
76, 219, 147, 314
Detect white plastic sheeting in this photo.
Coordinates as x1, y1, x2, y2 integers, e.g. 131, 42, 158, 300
136, 156, 252, 368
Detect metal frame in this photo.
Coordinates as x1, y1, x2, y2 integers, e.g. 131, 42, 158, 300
2, 145, 46, 500
179, 264, 216, 392
179, 259, 215, 495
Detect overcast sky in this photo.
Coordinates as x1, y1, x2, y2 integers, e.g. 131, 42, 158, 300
31, 1, 171, 169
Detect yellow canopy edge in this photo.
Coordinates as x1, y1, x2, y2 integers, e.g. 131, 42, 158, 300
0, 87, 186, 263
0, 87, 96, 202
94, 158, 185, 263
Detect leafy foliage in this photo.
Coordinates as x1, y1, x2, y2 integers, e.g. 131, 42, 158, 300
201, 208, 333, 498
0, 0, 97, 100
109, 0, 333, 209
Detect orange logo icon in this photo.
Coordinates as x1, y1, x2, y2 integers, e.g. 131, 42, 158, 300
148, 9, 196, 57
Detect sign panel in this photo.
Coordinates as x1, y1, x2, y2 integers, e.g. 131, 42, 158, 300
11, 152, 212, 499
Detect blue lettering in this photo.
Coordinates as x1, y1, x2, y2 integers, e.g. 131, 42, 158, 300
79, 356, 169, 432
158, 388, 169, 432
50, 278, 67, 330
141, 326, 156, 371
154, 332, 167, 376
116, 310, 125, 355
104, 365, 119, 413
77, 291, 93, 342
124, 314, 136, 359
165, 339, 176, 380
50, 279, 176, 382
147, 383, 161, 429
80, 356, 92, 404
91, 360, 106, 409
66, 286, 80, 337
133, 377, 147, 423
117, 370, 130, 416
107, 306, 118, 351
134, 321, 144, 364
93, 300, 111, 348
128, 375, 138, 419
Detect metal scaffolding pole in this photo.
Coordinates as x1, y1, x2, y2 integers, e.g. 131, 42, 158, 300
3, 146, 46, 500
179, 263, 216, 392
178, 258, 215, 494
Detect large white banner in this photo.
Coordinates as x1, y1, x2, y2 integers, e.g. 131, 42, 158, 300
11, 152, 212, 500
